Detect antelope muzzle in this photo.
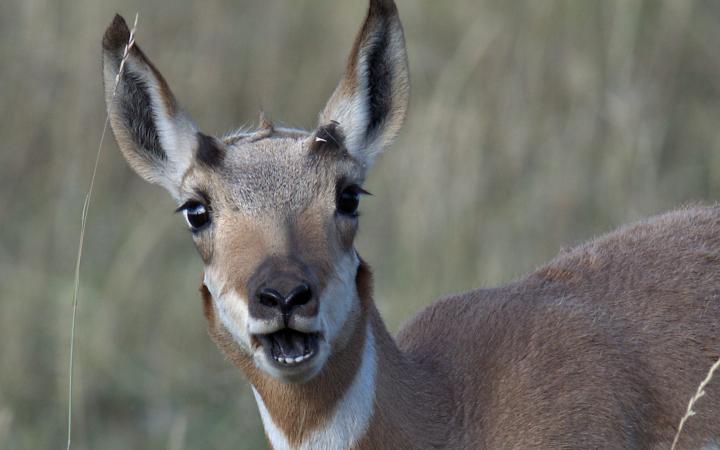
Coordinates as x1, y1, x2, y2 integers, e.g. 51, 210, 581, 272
247, 257, 323, 368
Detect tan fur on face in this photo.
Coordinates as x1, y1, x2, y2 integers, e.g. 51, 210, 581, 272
180, 133, 367, 390
215, 215, 285, 296
190, 175, 354, 302
178, 129, 361, 291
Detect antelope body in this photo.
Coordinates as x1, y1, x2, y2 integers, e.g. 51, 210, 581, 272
102, 1, 720, 448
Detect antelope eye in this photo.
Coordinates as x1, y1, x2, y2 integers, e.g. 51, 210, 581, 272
337, 186, 361, 216
181, 201, 211, 231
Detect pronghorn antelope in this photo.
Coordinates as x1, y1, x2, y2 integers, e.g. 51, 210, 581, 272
102, 0, 720, 448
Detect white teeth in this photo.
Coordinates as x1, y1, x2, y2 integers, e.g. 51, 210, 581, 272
272, 351, 314, 365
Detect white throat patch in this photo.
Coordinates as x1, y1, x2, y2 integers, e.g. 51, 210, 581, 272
252, 322, 377, 450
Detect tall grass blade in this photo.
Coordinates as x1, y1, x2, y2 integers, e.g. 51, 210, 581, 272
670, 355, 720, 450
65, 13, 139, 450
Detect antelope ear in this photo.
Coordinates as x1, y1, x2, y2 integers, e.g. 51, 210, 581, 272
102, 14, 201, 198
319, 0, 409, 169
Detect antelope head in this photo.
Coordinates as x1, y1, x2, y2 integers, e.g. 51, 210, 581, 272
102, 0, 408, 384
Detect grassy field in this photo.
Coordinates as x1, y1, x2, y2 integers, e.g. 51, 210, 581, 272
2, 0, 720, 448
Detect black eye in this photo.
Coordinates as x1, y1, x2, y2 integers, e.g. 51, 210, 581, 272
337, 186, 361, 216
181, 201, 211, 231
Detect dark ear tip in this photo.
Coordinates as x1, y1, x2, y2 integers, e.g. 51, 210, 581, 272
369, 0, 398, 15
102, 14, 131, 52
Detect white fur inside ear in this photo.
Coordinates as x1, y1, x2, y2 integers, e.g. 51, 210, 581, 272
120, 58, 197, 198
145, 77, 196, 194
322, 87, 369, 164
317, 13, 408, 170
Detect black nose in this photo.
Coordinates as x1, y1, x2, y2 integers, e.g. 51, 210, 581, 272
256, 283, 314, 316
247, 257, 319, 321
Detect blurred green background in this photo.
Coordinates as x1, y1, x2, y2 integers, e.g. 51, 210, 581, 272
2, 0, 720, 448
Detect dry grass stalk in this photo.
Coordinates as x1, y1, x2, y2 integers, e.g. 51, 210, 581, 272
670, 355, 720, 450
65, 13, 139, 450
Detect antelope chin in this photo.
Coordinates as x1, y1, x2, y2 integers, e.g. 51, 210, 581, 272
253, 329, 330, 383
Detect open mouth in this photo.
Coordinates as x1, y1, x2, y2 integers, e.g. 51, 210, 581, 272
256, 329, 321, 367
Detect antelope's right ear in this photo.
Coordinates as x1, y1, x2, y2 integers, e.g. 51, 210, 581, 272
319, 0, 409, 170
102, 14, 200, 198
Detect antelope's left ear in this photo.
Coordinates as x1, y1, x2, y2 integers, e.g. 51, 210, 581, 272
319, 0, 409, 169
102, 14, 212, 199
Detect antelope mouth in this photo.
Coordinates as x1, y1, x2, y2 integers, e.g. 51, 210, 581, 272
256, 329, 321, 367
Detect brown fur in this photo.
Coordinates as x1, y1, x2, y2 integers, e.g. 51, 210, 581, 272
204, 206, 720, 448
200, 206, 720, 448
386, 205, 720, 448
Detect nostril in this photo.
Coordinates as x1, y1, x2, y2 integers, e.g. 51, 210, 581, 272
285, 283, 313, 308
257, 288, 283, 309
